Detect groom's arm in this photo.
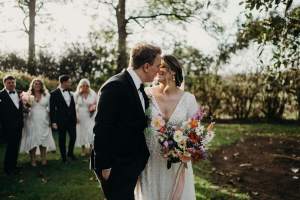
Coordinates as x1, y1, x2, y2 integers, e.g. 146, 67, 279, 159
49, 91, 58, 129
93, 81, 123, 173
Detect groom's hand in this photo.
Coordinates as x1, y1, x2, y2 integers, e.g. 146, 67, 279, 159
101, 168, 111, 181
52, 123, 58, 130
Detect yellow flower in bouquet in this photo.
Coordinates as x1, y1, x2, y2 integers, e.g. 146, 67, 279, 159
151, 115, 165, 130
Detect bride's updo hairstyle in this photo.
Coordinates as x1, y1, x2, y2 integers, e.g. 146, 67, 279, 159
162, 55, 183, 87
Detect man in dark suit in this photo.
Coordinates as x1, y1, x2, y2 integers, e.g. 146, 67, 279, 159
0, 75, 24, 175
50, 75, 77, 163
91, 43, 162, 200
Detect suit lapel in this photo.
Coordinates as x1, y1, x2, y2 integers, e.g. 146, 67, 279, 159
56, 88, 70, 108
123, 70, 145, 117
2, 89, 19, 110
69, 91, 75, 107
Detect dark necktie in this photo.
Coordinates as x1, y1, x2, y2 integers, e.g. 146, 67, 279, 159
9, 91, 15, 94
139, 84, 149, 110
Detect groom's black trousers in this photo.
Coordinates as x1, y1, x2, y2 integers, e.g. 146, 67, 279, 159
3, 129, 22, 173
97, 166, 138, 200
57, 124, 76, 160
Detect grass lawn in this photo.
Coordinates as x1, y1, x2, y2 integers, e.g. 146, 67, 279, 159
0, 123, 299, 200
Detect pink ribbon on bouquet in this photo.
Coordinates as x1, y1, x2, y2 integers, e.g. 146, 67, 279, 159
169, 162, 187, 200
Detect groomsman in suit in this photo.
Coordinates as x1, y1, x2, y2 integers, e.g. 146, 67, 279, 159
50, 75, 77, 163
0, 75, 24, 175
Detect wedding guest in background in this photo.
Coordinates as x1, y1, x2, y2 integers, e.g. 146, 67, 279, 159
50, 75, 77, 163
19, 78, 56, 166
74, 78, 97, 156
0, 75, 24, 175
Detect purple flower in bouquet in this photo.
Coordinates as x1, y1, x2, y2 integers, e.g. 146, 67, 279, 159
192, 107, 206, 121
163, 141, 169, 148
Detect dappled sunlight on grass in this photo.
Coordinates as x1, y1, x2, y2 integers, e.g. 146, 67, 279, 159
194, 176, 250, 200
0, 123, 299, 200
193, 160, 250, 200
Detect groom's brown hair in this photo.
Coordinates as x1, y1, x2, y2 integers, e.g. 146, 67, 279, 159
129, 43, 161, 69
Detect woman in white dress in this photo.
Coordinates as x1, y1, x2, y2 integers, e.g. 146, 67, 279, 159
20, 78, 56, 166
74, 79, 97, 156
136, 55, 198, 200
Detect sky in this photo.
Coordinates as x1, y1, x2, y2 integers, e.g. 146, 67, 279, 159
0, 0, 241, 54
0, 0, 299, 75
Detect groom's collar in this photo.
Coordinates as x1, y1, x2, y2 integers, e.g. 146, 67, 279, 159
127, 67, 142, 90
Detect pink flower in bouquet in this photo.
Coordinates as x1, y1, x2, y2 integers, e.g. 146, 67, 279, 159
20, 91, 34, 107
159, 126, 167, 134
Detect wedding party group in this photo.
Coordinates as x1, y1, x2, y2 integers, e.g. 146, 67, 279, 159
0, 43, 215, 200
0, 74, 97, 169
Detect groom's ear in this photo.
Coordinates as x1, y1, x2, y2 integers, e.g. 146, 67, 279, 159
143, 63, 150, 72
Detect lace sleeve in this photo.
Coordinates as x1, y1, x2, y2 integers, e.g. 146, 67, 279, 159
186, 93, 199, 118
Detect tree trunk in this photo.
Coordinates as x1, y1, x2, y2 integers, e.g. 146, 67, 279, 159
28, 0, 36, 75
116, 0, 127, 72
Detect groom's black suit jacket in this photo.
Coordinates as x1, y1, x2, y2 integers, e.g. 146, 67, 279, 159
0, 89, 23, 173
0, 89, 23, 140
92, 70, 150, 179
49, 88, 77, 129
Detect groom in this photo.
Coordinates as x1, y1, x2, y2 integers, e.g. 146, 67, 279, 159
50, 75, 77, 163
91, 43, 161, 200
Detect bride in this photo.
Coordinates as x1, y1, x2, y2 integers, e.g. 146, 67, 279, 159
136, 55, 198, 200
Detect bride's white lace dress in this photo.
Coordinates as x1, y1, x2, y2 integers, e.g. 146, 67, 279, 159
135, 90, 198, 200
20, 93, 56, 154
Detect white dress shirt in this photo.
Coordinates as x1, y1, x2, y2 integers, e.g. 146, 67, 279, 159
5, 89, 19, 109
59, 87, 71, 107
127, 68, 145, 112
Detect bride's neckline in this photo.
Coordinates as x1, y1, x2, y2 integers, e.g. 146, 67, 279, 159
151, 91, 186, 122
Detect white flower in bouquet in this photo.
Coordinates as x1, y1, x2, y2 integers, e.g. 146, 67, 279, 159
195, 125, 205, 136
173, 130, 184, 143
203, 130, 215, 145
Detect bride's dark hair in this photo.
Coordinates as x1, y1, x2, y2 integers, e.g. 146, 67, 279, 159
162, 55, 183, 87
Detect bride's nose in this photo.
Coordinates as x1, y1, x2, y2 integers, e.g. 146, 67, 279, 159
158, 70, 164, 75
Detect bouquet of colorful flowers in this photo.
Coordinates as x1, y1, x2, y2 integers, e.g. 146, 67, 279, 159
151, 107, 215, 169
